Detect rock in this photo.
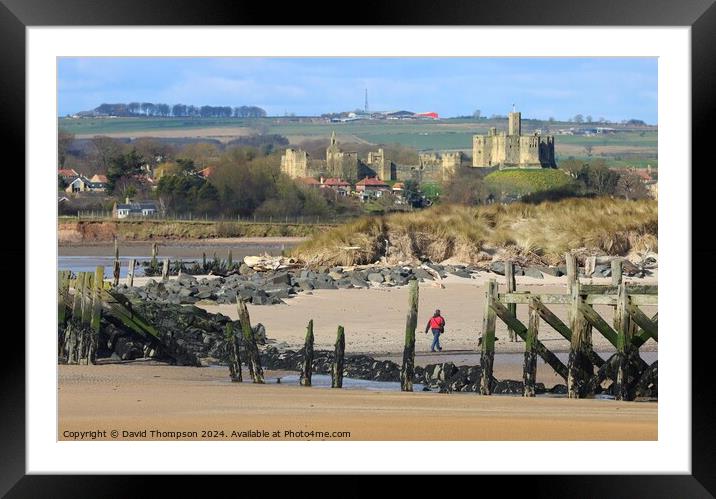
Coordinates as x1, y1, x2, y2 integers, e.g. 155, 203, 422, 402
550, 384, 568, 394
367, 273, 384, 283
446, 268, 471, 279
537, 265, 563, 277
413, 268, 434, 281
349, 276, 369, 288
489, 261, 505, 275
523, 267, 544, 279
633, 361, 657, 398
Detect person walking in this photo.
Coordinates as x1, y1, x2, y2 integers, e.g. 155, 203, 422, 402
425, 309, 446, 352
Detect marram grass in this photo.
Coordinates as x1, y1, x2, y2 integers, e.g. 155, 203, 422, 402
292, 198, 657, 266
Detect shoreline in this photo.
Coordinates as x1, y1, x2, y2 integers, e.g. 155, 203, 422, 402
58, 363, 658, 441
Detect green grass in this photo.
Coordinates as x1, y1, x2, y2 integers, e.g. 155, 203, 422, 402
292, 198, 658, 267
484, 169, 579, 196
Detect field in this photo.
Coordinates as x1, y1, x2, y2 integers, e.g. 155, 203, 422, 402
59, 116, 657, 168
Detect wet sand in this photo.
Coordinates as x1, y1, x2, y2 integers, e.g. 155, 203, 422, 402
58, 364, 657, 441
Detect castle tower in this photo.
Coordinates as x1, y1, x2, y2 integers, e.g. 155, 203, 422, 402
508, 109, 521, 136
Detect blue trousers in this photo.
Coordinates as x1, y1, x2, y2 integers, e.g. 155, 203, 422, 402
430, 329, 442, 351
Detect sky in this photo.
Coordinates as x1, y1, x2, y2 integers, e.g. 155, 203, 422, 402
57, 57, 658, 123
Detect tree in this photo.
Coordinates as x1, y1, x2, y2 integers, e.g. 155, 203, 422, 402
472, 109, 481, 119
586, 115, 593, 123
106, 148, 144, 194
573, 114, 584, 123
616, 173, 649, 200
58, 129, 75, 167
91, 136, 123, 172
585, 161, 619, 195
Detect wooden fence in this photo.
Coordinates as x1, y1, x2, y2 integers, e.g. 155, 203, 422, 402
480, 253, 657, 400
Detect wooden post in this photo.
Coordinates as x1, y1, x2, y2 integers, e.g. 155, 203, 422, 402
614, 283, 636, 400
523, 298, 539, 397
127, 259, 136, 287
300, 319, 314, 387
161, 258, 169, 282
611, 258, 623, 286
202, 252, 207, 271
88, 266, 103, 364
506, 261, 517, 342
113, 237, 120, 286
331, 325, 345, 388
227, 249, 233, 268
480, 279, 498, 395
58, 270, 70, 326
400, 279, 419, 392
226, 323, 242, 382
151, 242, 158, 269
566, 252, 577, 295
237, 298, 264, 383
585, 256, 597, 277
567, 279, 594, 399
78, 272, 92, 364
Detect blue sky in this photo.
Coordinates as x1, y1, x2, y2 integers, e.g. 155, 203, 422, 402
58, 57, 657, 123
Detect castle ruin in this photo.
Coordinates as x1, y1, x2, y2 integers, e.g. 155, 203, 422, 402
472, 109, 555, 169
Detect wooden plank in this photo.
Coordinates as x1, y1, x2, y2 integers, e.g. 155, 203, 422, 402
614, 284, 636, 401
237, 298, 264, 384
127, 259, 136, 287
627, 303, 658, 341
611, 258, 623, 286
506, 261, 517, 342
567, 280, 594, 399
400, 279, 419, 392
300, 319, 314, 387
534, 300, 605, 368
480, 279, 498, 395
630, 295, 658, 306
501, 293, 570, 305
633, 313, 658, 347
578, 301, 618, 347
490, 299, 568, 380
523, 298, 539, 397
332, 326, 345, 389
226, 323, 242, 382
581, 284, 658, 295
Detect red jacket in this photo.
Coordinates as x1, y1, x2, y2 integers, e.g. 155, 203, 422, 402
427, 315, 445, 331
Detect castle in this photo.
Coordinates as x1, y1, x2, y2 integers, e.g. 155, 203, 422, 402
281, 109, 556, 183
472, 109, 556, 168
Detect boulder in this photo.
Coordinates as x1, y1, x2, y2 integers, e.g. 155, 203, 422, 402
523, 267, 544, 279
367, 273, 384, 283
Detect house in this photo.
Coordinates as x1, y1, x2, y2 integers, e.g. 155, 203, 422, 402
355, 177, 390, 199
297, 177, 321, 188
58, 168, 78, 180
392, 182, 405, 195
90, 174, 108, 184
112, 199, 158, 219
65, 175, 107, 193
320, 177, 351, 196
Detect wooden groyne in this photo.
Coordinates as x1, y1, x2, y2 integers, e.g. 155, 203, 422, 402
479, 253, 657, 401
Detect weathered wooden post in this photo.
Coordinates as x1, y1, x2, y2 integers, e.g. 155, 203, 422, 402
331, 325, 345, 388
227, 249, 233, 268
113, 237, 120, 286
611, 258, 624, 287
300, 319, 314, 387
151, 242, 158, 269
566, 252, 577, 295
161, 258, 169, 282
585, 256, 597, 277
78, 272, 93, 364
226, 323, 242, 382
567, 279, 594, 399
66, 273, 83, 364
58, 270, 70, 326
400, 279, 419, 392
614, 283, 636, 400
480, 279, 498, 395
523, 297, 540, 397
506, 261, 517, 342
237, 298, 264, 383
127, 259, 136, 287
202, 252, 207, 271
88, 266, 103, 364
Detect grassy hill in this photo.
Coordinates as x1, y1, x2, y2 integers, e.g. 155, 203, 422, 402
484, 169, 579, 198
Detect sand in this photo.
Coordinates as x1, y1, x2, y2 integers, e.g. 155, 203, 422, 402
197, 273, 658, 356
58, 363, 657, 441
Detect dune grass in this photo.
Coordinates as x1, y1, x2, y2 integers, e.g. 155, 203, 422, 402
292, 198, 657, 266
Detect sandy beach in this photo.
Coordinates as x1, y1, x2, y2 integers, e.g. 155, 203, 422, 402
58, 363, 657, 441
194, 273, 658, 356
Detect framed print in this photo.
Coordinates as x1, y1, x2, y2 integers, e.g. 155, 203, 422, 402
5, 0, 715, 494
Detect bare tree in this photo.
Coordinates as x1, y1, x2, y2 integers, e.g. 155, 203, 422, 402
58, 129, 75, 167
616, 173, 649, 200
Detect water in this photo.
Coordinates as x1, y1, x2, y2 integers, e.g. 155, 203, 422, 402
271, 373, 425, 392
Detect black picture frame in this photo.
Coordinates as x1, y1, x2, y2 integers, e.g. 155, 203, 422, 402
5, 0, 714, 495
